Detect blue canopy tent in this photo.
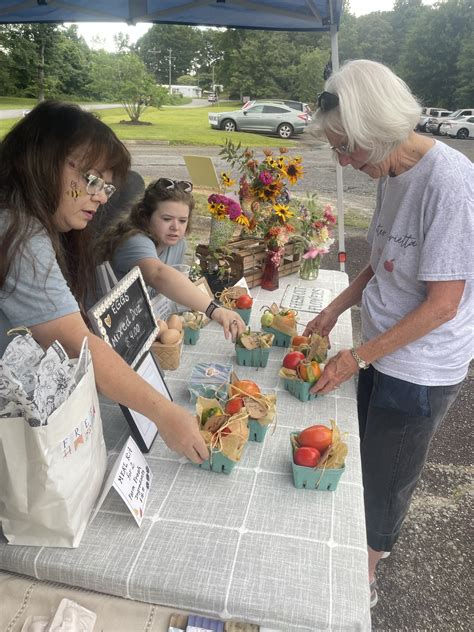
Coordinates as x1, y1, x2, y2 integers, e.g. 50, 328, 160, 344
0, 0, 347, 269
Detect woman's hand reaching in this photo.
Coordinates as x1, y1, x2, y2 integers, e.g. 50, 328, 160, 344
213, 307, 246, 341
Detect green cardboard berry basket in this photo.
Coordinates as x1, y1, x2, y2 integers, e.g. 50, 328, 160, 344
235, 345, 271, 368
290, 433, 345, 490
183, 327, 200, 345
248, 419, 270, 442
198, 450, 239, 475
262, 325, 292, 348
235, 307, 251, 325
283, 377, 318, 402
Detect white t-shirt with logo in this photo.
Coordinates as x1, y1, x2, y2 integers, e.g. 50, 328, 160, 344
362, 141, 473, 386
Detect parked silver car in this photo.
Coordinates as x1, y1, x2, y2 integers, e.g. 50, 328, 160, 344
425, 109, 453, 135
208, 103, 308, 138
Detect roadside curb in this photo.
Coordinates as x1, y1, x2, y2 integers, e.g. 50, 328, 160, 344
124, 140, 170, 145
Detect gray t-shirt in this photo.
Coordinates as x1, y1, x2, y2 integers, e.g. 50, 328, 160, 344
362, 141, 473, 386
111, 233, 186, 280
0, 218, 79, 356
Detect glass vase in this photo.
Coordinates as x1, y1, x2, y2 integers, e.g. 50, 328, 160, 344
299, 253, 321, 280
261, 249, 282, 291
209, 217, 235, 250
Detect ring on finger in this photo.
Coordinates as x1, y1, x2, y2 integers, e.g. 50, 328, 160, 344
232, 319, 239, 326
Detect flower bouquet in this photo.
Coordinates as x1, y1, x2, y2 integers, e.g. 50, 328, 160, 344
292, 194, 336, 280
219, 140, 304, 289
207, 192, 249, 251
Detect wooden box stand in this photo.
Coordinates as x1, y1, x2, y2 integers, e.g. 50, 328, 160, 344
196, 238, 301, 289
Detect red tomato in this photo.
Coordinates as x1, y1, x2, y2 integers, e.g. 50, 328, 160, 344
294, 446, 321, 468
231, 380, 261, 397
282, 351, 305, 370
235, 294, 253, 309
225, 397, 244, 415
291, 335, 309, 347
298, 425, 333, 453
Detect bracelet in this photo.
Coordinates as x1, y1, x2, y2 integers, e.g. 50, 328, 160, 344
205, 299, 221, 320
350, 348, 370, 370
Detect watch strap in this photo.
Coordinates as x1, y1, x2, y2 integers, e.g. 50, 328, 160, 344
205, 299, 221, 320
350, 348, 370, 369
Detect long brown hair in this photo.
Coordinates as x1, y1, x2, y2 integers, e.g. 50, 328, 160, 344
0, 100, 131, 306
96, 179, 194, 264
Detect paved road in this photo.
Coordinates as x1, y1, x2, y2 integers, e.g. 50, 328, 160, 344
0, 103, 123, 120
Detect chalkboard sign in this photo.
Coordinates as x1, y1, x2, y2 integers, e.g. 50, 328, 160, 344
88, 267, 158, 368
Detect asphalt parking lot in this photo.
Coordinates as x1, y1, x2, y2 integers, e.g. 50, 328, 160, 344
126, 135, 472, 631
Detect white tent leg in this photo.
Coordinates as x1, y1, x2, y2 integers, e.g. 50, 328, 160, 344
330, 20, 346, 273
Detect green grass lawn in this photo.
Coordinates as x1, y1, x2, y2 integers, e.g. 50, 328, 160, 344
0, 101, 296, 147
0, 97, 39, 109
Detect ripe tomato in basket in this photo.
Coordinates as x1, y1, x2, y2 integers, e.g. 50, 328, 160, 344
225, 397, 244, 415
298, 425, 333, 454
294, 446, 321, 468
235, 294, 253, 309
231, 379, 261, 397
282, 351, 305, 370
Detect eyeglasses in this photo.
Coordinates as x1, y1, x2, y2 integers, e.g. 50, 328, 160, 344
154, 177, 193, 193
330, 143, 352, 156
82, 172, 116, 200
317, 91, 339, 112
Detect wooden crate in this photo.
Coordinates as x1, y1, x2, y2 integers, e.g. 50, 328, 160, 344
196, 238, 301, 288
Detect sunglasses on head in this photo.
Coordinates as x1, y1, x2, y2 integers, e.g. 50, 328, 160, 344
154, 177, 193, 193
317, 91, 339, 112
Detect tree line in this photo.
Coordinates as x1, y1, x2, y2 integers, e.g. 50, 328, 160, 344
0, 0, 472, 119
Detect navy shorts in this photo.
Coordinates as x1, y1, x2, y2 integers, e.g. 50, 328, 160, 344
357, 366, 462, 551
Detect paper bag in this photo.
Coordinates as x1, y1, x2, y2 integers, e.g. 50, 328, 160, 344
0, 360, 107, 548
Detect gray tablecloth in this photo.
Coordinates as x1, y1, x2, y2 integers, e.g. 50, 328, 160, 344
0, 270, 371, 631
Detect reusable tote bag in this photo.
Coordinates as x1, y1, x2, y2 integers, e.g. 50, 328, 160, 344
0, 357, 107, 548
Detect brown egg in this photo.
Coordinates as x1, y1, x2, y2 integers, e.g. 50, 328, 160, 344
167, 314, 183, 332
159, 328, 181, 345
156, 319, 168, 337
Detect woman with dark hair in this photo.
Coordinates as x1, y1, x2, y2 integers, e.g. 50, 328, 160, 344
95, 178, 245, 336
304, 60, 473, 606
0, 100, 209, 464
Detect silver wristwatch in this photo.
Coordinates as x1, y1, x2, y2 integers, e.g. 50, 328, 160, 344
350, 348, 370, 370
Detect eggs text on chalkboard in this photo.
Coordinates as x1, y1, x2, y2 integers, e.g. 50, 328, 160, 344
159, 328, 182, 345
156, 319, 168, 336
167, 314, 183, 332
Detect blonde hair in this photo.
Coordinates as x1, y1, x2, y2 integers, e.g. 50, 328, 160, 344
315, 60, 421, 163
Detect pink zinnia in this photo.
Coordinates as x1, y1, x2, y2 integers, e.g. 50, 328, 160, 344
259, 170, 273, 185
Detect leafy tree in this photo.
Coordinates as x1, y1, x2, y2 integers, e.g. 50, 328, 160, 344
294, 49, 327, 104
177, 75, 197, 85
454, 34, 474, 104
88, 51, 168, 122
136, 24, 202, 85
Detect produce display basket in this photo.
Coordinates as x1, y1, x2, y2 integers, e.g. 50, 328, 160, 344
262, 326, 292, 348
235, 346, 271, 368
290, 433, 345, 491
183, 327, 200, 345
198, 450, 238, 475
283, 377, 318, 402
248, 419, 270, 442
151, 331, 183, 371
235, 307, 251, 325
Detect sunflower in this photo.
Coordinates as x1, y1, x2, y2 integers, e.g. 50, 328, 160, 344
283, 159, 304, 184
273, 203, 294, 222
235, 214, 250, 227
221, 172, 236, 188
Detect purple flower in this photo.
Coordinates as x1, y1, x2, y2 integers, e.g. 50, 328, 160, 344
259, 170, 273, 185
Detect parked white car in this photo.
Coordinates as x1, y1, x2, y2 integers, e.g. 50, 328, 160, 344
425, 110, 453, 135
437, 109, 474, 135
439, 115, 474, 139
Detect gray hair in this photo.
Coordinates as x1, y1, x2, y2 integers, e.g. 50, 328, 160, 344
315, 60, 421, 163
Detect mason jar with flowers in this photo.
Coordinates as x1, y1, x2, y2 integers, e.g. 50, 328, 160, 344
293, 194, 336, 280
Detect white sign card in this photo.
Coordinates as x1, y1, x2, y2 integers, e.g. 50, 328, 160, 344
280, 285, 332, 314
120, 351, 171, 452
233, 276, 250, 291
91, 435, 152, 527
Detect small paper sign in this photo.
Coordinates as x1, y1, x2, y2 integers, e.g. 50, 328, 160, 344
280, 285, 332, 314
91, 436, 152, 527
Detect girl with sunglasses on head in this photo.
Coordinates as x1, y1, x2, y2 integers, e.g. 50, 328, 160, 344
0, 101, 209, 464
95, 178, 245, 339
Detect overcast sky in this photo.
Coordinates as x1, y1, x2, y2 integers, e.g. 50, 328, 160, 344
73, 1, 438, 52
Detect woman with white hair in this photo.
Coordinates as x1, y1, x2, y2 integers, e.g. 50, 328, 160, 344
304, 60, 473, 607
